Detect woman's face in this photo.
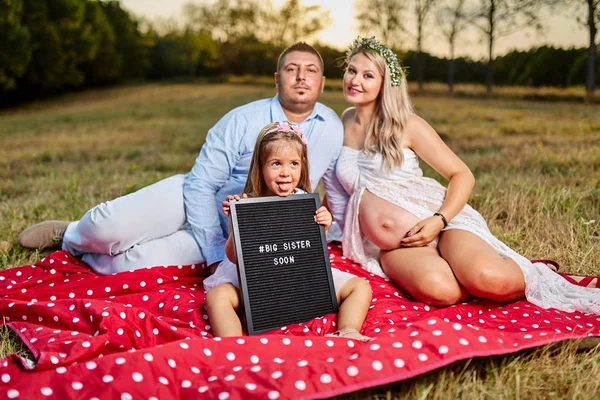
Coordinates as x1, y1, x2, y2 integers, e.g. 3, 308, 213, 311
343, 53, 384, 107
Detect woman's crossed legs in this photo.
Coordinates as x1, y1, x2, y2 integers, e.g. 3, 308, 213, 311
380, 229, 526, 307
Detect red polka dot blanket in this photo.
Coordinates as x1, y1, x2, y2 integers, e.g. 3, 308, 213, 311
1, 245, 599, 399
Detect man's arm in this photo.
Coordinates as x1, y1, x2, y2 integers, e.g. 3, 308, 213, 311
183, 114, 243, 267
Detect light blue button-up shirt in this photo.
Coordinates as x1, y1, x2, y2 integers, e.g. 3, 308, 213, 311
183, 95, 348, 266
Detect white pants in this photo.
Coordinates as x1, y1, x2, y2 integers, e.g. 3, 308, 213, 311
62, 174, 205, 275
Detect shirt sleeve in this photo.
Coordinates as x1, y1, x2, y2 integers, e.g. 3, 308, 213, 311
183, 113, 244, 266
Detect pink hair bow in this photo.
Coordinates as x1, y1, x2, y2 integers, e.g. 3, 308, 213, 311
274, 121, 307, 144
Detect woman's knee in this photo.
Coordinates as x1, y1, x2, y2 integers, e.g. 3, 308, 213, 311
418, 274, 465, 307
467, 263, 525, 301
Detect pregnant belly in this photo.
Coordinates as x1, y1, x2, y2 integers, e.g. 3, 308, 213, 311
358, 190, 421, 250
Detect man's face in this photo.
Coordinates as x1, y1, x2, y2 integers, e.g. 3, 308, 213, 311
275, 51, 325, 114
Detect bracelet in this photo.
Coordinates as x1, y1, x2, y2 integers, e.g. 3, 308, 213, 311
433, 212, 448, 228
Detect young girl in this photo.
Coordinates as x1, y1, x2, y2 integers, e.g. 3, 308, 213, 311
204, 121, 373, 340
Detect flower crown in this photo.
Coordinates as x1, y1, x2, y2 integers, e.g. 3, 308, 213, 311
266, 121, 307, 144
347, 36, 406, 87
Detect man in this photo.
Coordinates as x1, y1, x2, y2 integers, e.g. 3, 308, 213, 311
18, 42, 348, 275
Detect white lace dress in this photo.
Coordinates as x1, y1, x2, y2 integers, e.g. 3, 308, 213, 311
337, 146, 600, 314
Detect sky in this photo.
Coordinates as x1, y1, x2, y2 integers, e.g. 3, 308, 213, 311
119, 0, 590, 59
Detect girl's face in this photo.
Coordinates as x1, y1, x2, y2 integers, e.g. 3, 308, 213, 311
262, 144, 303, 197
343, 53, 383, 107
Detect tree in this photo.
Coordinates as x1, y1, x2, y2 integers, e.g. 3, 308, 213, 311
566, 0, 599, 99
183, 0, 261, 43
0, 0, 31, 91
413, 0, 438, 90
262, 0, 331, 47
468, 0, 557, 93
354, 0, 409, 48
436, 0, 468, 92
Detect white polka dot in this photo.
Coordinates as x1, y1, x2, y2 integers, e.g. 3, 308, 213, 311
433, 330, 442, 336
115, 357, 126, 365
121, 394, 133, 400
191, 367, 200, 374
72, 382, 83, 390
260, 338, 269, 344
142, 295, 149, 301
412, 340, 422, 349
459, 338, 469, 345
478, 336, 488, 343
224, 374, 235, 381
50, 296, 56, 301
159, 377, 169, 385
370, 344, 381, 351
272, 371, 283, 379
372, 360, 383, 371
56, 367, 67, 374
157, 278, 163, 284
245, 383, 257, 390
268, 391, 280, 399
82, 341, 90, 348
180, 342, 189, 349
7, 389, 19, 398
86, 361, 97, 370
87, 290, 93, 295
203, 348, 212, 356
105, 287, 111, 293
250, 355, 259, 364
393, 342, 403, 348
226, 352, 235, 361
304, 339, 313, 347
218, 392, 230, 400
50, 356, 59, 364
295, 380, 306, 390
347, 366, 359, 376
143, 353, 153, 362
418, 353, 428, 361
453, 323, 462, 330
117, 328, 124, 335
347, 340, 355, 348
140, 281, 146, 287
132, 372, 143, 382
297, 360, 308, 367
181, 380, 192, 388
439, 345, 449, 354
237, 338, 245, 344
168, 359, 177, 368
41, 387, 53, 396
428, 319, 437, 325
153, 328, 159, 335
282, 338, 291, 345
1, 374, 10, 383
102, 375, 114, 383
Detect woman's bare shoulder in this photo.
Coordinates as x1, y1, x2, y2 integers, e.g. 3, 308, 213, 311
341, 107, 356, 126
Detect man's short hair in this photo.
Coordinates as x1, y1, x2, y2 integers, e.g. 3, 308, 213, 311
277, 42, 325, 73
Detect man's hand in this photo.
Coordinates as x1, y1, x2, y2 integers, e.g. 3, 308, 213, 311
399, 216, 444, 247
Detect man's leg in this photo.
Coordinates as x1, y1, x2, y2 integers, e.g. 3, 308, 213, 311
80, 228, 204, 275
62, 174, 188, 257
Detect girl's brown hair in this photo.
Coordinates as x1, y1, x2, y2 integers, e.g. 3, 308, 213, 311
244, 122, 312, 197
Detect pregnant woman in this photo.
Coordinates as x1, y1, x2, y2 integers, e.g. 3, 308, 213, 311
337, 37, 599, 314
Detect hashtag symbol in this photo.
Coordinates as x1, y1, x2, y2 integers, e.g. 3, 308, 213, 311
259, 245, 264, 253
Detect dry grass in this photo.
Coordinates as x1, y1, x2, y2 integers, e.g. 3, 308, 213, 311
0, 83, 599, 398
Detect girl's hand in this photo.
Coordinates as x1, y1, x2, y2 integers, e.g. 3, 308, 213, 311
400, 216, 445, 247
314, 206, 332, 230
222, 193, 248, 216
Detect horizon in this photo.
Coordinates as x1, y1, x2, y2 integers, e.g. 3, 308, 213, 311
119, 0, 590, 60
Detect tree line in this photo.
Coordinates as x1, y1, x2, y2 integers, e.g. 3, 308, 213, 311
1, 0, 598, 104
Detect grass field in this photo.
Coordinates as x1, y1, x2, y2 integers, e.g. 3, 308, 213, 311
1, 82, 599, 398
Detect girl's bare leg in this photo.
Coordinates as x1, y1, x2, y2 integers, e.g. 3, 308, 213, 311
380, 246, 471, 307
336, 277, 372, 332
205, 283, 243, 337
438, 229, 526, 302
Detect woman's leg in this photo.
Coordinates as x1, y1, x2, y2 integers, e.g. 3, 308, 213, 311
205, 283, 243, 337
336, 277, 372, 332
380, 246, 471, 307
438, 229, 526, 302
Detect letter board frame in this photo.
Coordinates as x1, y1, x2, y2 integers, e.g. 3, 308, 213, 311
229, 193, 338, 335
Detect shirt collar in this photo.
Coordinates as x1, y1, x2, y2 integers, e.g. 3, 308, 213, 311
270, 94, 325, 124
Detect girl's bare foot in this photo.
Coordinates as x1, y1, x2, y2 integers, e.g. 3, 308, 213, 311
326, 328, 372, 342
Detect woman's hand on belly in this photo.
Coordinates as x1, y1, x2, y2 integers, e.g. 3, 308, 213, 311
400, 216, 445, 247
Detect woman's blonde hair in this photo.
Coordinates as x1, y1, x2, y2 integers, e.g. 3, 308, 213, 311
345, 42, 414, 170
244, 122, 312, 197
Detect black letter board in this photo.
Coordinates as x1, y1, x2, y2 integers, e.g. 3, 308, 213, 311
229, 193, 338, 335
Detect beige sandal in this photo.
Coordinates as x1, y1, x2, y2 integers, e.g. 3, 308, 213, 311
326, 329, 372, 342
